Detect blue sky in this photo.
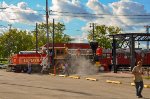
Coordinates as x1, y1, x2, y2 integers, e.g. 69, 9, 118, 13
0, 0, 150, 44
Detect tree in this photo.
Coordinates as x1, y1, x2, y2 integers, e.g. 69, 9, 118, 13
88, 25, 121, 49
0, 29, 34, 58
32, 22, 72, 47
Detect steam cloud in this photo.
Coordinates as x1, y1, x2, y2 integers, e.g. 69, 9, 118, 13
69, 56, 98, 75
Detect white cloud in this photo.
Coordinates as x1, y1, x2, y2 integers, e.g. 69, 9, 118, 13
83, 0, 150, 33
17, 2, 27, 9
0, 2, 44, 24
50, 0, 92, 22
110, 0, 150, 25
86, 0, 111, 14
69, 26, 89, 43
70, 35, 88, 43
74, 0, 150, 43
0, 27, 8, 34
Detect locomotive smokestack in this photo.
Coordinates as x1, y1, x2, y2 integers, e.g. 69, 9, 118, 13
89, 41, 98, 61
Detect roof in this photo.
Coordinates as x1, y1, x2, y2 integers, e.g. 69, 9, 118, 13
109, 33, 150, 41
43, 43, 91, 49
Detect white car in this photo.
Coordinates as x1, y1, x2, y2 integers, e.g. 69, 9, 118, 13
0, 63, 7, 69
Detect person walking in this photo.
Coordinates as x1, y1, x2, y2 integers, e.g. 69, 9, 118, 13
62, 62, 69, 76
27, 60, 32, 74
132, 60, 144, 98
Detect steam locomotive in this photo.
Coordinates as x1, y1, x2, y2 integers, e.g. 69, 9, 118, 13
7, 43, 93, 73
7, 42, 150, 73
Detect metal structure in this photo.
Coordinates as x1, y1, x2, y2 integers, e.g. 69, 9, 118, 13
144, 25, 150, 50
110, 33, 150, 73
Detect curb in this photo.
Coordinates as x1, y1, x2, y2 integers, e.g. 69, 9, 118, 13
131, 82, 135, 86
144, 85, 150, 88
69, 76, 80, 79
106, 80, 122, 84
86, 77, 98, 81
49, 73, 56, 76
58, 75, 67, 77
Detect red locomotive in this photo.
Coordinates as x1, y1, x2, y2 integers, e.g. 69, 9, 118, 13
7, 51, 46, 72
7, 43, 93, 73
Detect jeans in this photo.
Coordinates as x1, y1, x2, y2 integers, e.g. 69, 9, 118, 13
135, 81, 143, 96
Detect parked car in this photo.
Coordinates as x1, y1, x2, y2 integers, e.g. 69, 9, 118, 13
0, 63, 7, 69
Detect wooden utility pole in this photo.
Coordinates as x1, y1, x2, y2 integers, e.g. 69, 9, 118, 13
52, 19, 55, 74
35, 23, 38, 53
46, 0, 50, 68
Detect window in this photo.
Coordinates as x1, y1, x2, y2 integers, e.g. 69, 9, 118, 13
56, 49, 64, 55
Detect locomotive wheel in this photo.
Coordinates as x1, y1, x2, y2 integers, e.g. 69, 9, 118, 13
32, 65, 42, 73
22, 66, 28, 73
14, 66, 22, 73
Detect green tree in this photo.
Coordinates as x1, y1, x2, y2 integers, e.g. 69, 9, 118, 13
88, 25, 121, 48
0, 29, 34, 58
32, 22, 72, 47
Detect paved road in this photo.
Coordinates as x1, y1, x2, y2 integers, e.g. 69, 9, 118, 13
0, 70, 150, 99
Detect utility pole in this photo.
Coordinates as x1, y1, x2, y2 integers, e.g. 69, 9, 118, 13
144, 25, 150, 50
52, 19, 55, 74
46, 0, 50, 68
90, 23, 96, 41
7, 24, 12, 56
35, 23, 38, 53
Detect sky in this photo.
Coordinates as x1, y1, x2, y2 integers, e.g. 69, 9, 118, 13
0, 0, 150, 44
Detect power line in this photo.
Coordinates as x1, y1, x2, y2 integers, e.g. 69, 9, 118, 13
50, 10, 150, 19
50, 13, 103, 18
51, 10, 150, 16
0, 10, 45, 17
1, 7, 150, 19
0, 8, 44, 13
50, 13, 150, 19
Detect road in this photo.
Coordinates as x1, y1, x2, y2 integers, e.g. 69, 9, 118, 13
0, 69, 150, 99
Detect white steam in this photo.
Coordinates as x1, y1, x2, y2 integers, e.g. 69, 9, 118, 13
70, 57, 98, 75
